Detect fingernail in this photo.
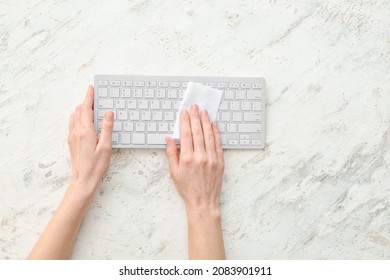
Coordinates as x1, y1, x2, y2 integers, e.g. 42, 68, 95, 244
202, 110, 208, 117
105, 111, 114, 120
191, 104, 199, 113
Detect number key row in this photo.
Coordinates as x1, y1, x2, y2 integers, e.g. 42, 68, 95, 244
98, 121, 175, 132
97, 99, 182, 110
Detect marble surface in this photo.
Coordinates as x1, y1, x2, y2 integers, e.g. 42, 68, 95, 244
1, 0, 390, 260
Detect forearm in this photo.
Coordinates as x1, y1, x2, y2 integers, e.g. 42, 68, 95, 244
187, 206, 225, 260
28, 181, 95, 259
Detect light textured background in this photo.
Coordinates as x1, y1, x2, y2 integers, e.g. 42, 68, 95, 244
1, 0, 390, 259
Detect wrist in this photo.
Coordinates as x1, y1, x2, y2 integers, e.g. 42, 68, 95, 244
186, 204, 222, 223
68, 179, 99, 202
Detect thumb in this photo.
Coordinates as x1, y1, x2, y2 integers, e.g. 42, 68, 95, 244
165, 137, 179, 177
98, 111, 114, 150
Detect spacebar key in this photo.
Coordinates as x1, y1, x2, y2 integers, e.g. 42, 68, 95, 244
238, 124, 261, 133
147, 134, 171, 145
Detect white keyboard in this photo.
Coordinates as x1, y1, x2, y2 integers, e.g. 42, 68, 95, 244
94, 75, 266, 149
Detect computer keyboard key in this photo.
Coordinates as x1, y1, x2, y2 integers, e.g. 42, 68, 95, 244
240, 140, 250, 145
173, 101, 180, 109
218, 123, 225, 132
134, 81, 145, 87
221, 112, 231, 121
221, 135, 227, 145
130, 111, 140, 120
113, 122, 122, 132
121, 133, 131, 144
98, 99, 114, 109
141, 111, 152, 120
247, 90, 262, 99
127, 100, 137, 109
241, 83, 251, 89
98, 111, 105, 120
112, 133, 119, 144
110, 81, 121, 86
122, 81, 132, 87
224, 90, 234, 99
217, 83, 227, 88
133, 89, 143, 97
139, 100, 149, 109
244, 113, 261, 121
115, 100, 125, 109
238, 124, 261, 133
252, 140, 262, 145
132, 134, 145, 144
156, 89, 166, 98
124, 122, 134, 131
110, 88, 120, 97
153, 112, 163, 121
229, 83, 239, 88
158, 81, 169, 87
236, 90, 246, 99
162, 100, 172, 109
147, 134, 171, 145
232, 112, 242, 122
145, 89, 154, 98
98, 80, 109, 86
167, 89, 178, 98
240, 134, 250, 140
164, 112, 174, 121
135, 123, 146, 131
230, 101, 240, 110
228, 139, 239, 145
219, 101, 228, 110
252, 83, 261, 89
159, 123, 169, 132
98, 88, 108, 97
146, 81, 156, 87
241, 101, 251, 111
227, 123, 237, 133
117, 110, 128, 120
151, 100, 160, 109
121, 88, 131, 97
147, 123, 157, 131
170, 82, 180, 88
253, 102, 261, 111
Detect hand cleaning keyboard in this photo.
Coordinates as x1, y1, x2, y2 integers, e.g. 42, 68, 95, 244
94, 75, 266, 149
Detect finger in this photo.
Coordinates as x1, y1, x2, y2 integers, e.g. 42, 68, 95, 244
83, 85, 94, 109
74, 105, 82, 131
189, 104, 205, 152
201, 110, 217, 158
212, 121, 224, 162
68, 113, 75, 156
179, 109, 193, 153
97, 111, 114, 152
81, 85, 94, 125
68, 113, 74, 133
165, 137, 179, 177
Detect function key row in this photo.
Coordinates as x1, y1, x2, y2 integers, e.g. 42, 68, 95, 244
97, 80, 262, 89
97, 88, 262, 100
97, 99, 261, 112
